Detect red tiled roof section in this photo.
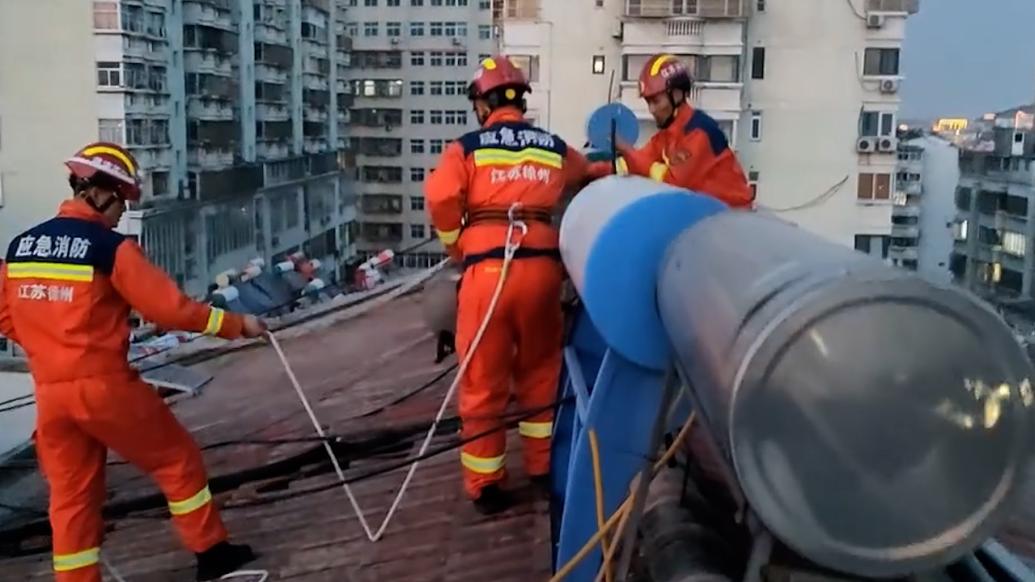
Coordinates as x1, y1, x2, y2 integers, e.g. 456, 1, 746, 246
0, 295, 553, 581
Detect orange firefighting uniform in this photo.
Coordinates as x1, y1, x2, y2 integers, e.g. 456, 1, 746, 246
425, 106, 605, 498
619, 104, 754, 208
0, 199, 246, 582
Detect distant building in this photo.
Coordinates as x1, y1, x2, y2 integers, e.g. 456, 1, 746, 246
0, 0, 359, 299
496, 0, 921, 251
951, 105, 1035, 302
888, 132, 959, 284
337, 0, 495, 268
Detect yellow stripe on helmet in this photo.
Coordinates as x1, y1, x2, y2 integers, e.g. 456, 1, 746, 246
649, 54, 677, 77
82, 145, 136, 175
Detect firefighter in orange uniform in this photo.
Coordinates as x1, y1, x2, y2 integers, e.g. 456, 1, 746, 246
0, 142, 266, 582
614, 53, 754, 209
424, 56, 603, 514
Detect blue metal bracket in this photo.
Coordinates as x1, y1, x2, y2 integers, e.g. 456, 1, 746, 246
550, 305, 688, 581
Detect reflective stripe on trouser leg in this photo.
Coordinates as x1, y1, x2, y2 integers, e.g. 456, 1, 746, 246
53, 548, 100, 572
456, 261, 516, 499
168, 485, 214, 516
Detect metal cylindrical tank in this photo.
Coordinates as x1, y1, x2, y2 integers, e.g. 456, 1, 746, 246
656, 211, 1034, 577
559, 175, 726, 370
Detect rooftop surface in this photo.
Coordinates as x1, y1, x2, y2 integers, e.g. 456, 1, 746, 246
0, 292, 553, 581
0, 284, 1034, 580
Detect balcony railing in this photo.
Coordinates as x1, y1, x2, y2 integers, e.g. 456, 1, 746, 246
666, 18, 703, 36
625, 0, 744, 18
866, 0, 920, 14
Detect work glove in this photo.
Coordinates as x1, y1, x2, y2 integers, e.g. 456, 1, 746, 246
241, 314, 268, 339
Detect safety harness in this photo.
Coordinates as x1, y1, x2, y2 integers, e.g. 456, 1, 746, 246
461, 206, 561, 269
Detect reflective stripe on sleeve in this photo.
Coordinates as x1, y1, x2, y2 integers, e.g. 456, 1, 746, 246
518, 421, 553, 439
437, 228, 461, 246
649, 162, 668, 182
204, 308, 226, 336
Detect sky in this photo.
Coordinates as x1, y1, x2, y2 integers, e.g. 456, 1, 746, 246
901, 0, 1035, 121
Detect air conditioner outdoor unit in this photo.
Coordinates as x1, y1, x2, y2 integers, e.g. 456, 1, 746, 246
878, 136, 898, 152
451, 37, 463, 46
866, 14, 885, 28
611, 21, 624, 39
857, 137, 877, 153
880, 78, 900, 94
390, 37, 400, 45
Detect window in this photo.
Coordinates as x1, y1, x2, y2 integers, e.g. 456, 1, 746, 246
410, 110, 425, 124
863, 48, 900, 76
387, 22, 401, 36
751, 47, 765, 79
480, 0, 491, 8
457, 23, 467, 37
97, 61, 122, 87
430, 51, 443, 66
671, 0, 698, 14
364, 22, 379, 37
411, 196, 425, 211
410, 22, 424, 36
479, 53, 491, 62
410, 81, 425, 95
388, 0, 400, 5
345, 22, 358, 36
430, 22, 443, 36
98, 119, 124, 144
479, 25, 492, 39
411, 0, 423, 4
364, 0, 377, 5
430, 110, 443, 125
756, 0, 765, 10
750, 111, 762, 141
430, 139, 444, 153
93, 1, 119, 29
1002, 231, 1026, 257
704, 55, 739, 82
411, 51, 425, 66
411, 139, 426, 154
410, 167, 426, 182
509, 55, 540, 82
857, 173, 892, 201
592, 55, 605, 75
430, 81, 443, 95
411, 224, 426, 239
860, 111, 895, 137
854, 234, 890, 259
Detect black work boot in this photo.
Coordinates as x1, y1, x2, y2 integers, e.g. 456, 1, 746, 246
195, 541, 257, 581
473, 484, 511, 515
530, 474, 551, 500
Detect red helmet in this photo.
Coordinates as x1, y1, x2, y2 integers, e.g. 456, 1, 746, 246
467, 55, 532, 101
65, 141, 142, 202
638, 54, 694, 99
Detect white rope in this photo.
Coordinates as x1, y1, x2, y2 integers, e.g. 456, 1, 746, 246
220, 570, 270, 582
267, 203, 528, 542
101, 554, 128, 582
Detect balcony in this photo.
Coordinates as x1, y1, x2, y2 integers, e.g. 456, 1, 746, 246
186, 73, 237, 100
255, 43, 293, 69
183, 25, 238, 55
256, 64, 289, 85
188, 119, 237, 148
666, 17, 704, 37
900, 180, 922, 195
350, 108, 403, 128
892, 205, 920, 218
866, 0, 920, 14
193, 163, 265, 201
257, 142, 290, 161
257, 103, 290, 122
128, 147, 173, 170
304, 121, 328, 138
350, 51, 404, 70
351, 137, 403, 157
891, 225, 920, 239
361, 194, 404, 215
184, 0, 234, 32
187, 97, 234, 121
304, 89, 331, 108
187, 147, 235, 169
304, 74, 330, 91
304, 139, 330, 155
360, 222, 404, 243
184, 52, 233, 77
360, 166, 403, 184
625, 0, 745, 18
305, 108, 329, 124
493, 0, 540, 20
257, 120, 292, 141
888, 245, 919, 260
256, 23, 289, 46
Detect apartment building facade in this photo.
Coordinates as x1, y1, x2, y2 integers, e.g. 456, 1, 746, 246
339, 0, 494, 268
496, 0, 919, 250
951, 107, 1035, 302
887, 132, 959, 284
88, 0, 358, 297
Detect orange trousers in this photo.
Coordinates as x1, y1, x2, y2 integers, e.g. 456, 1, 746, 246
34, 373, 228, 582
455, 257, 563, 498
